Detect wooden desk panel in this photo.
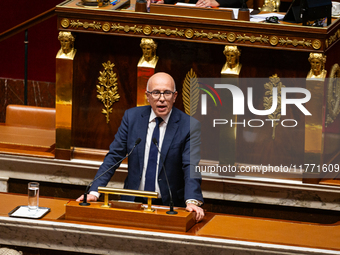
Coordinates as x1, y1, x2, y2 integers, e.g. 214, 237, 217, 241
1, 192, 340, 254
197, 215, 340, 251
0, 193, 67, 220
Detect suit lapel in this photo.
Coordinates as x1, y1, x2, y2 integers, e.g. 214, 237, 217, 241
159, 108, 180, 174
137, 106, 151, 175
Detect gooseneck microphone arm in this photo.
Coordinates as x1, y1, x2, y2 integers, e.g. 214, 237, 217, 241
79, 138, 142, 206
152, 138, 178, 215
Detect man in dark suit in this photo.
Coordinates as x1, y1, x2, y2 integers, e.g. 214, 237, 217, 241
77, 72, 204, 222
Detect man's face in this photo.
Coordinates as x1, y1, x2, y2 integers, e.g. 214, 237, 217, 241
146, 74, 177, 118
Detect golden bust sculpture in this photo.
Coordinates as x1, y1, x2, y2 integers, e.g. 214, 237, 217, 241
137, 38, 159, 68
221, 45, 242, 75
307, 53, 327, 80
56, 31, 76, 59
261, 0, 280, 12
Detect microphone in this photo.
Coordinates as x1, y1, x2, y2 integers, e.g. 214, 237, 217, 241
152, 138, 177, 215
79, 138, 142, 206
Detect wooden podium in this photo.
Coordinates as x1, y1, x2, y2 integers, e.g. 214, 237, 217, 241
65, 201, 196, 232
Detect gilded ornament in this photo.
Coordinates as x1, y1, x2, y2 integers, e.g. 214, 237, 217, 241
326, 29, 340, 48
312, 39, 321, 50
56, 31, 76, 59
124, 25, 130, 32
263, 74, 285, 140
61, 18, 70, 28
236, 34, 269, 44
307, 53, 327, 80
279, 37, 312, 48
138, 38, 158, 68
152, 27, 185, 37
182, 68, 199, 116
227, 32, 236, 42
261, 0, 280, 12
102, 22, 111, 32
221, 45, 242, 75
112, 23, 123, 31
326, 64, 340, 126
269, 36, 279, 46
185, 29, 194, 39
69, 20, 101, 30
96, 61, 120, 124
131, 25, 143, 34
194, 30, 227, 40
143, 25, 152, 35
292, 39, 298, 47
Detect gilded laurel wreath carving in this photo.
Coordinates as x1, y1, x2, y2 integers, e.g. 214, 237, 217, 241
236, 34, 269, 44
182, 68, 199, 116
263, 74, 285, 140
96, 61, 120, 124
63, 18, 317, 49
70, 20, 101, 30
278, 37, 312, 48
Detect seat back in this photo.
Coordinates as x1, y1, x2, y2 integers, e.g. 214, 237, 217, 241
5, 104, 56, 130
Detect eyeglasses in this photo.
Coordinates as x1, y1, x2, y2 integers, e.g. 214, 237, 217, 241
147, 90, 176, 100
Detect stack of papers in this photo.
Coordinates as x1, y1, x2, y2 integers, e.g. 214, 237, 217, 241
250, 13, 285, 22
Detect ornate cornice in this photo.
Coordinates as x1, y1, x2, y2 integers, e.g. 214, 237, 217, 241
326, 29, 340, 48
60, 18, 323, 50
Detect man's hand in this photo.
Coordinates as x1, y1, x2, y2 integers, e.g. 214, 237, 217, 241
76, 194, 98, 202
186, 203, 205, 222
196, 0, 220, 7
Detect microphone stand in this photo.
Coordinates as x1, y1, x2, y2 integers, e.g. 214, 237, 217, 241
152, 138, 178, 215
79, 138, 141, 206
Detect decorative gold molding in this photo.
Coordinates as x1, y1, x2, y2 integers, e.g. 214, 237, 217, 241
227, 32, 236, 42
102, 22, 111, 32
326, 64, 340, 127
261, 0, 280, 12
279, 37, 312, 48
96, 61, 120, 124
263, 74, 285, 140
326, 29, 340, 48
194, 31, 227, 40
111, 23, 143, 33
153, 27, 185, 37
70, 20, 102, 30
60, 19, 320, 49
182, 68, 199, 116
61, 18, 70, 28
269, 36, 279, 46
185, 29, 194, 39
237, 34, 269, 44
312, 39, 322, 50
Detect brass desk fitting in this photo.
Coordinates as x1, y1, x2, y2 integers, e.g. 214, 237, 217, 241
98, 187, 158, 212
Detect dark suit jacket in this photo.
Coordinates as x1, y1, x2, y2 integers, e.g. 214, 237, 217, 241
90, 106, 203, 207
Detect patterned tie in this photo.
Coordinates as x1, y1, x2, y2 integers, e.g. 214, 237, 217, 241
145, 117, 163, 192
